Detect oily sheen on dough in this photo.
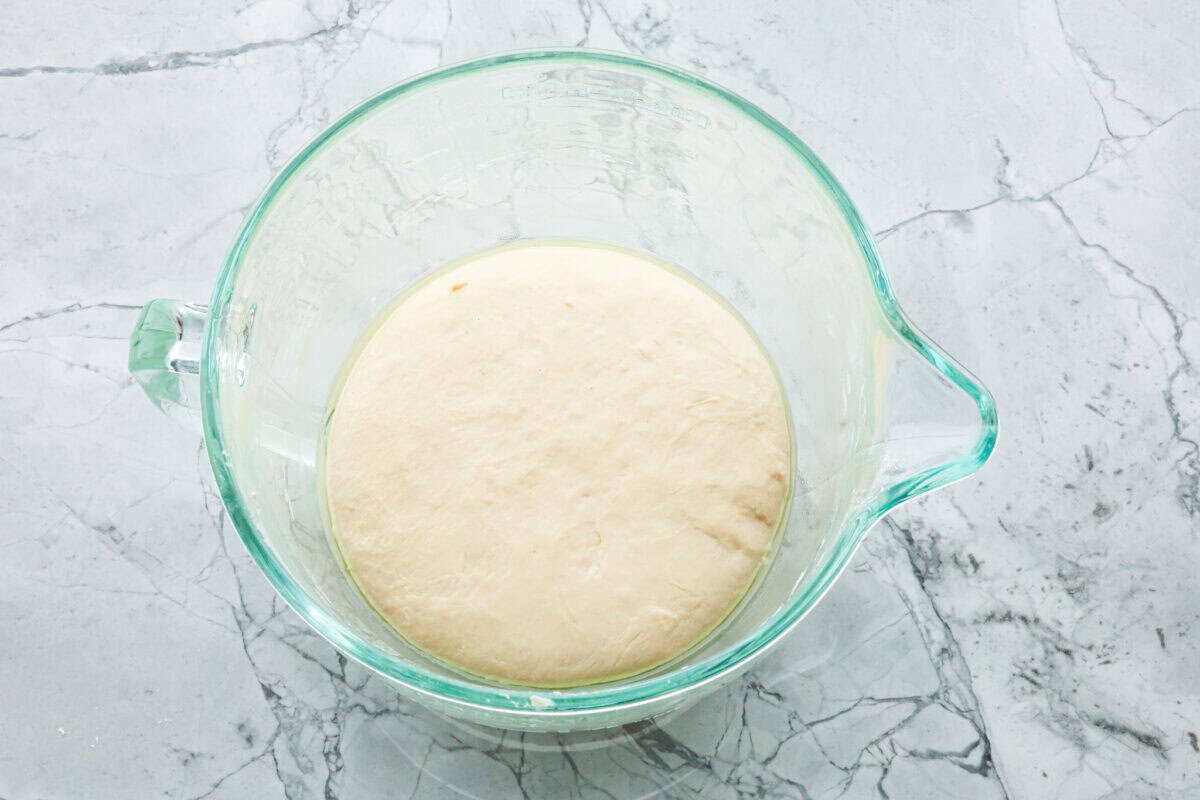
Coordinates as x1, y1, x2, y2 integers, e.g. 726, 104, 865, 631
325, 243, 790, 687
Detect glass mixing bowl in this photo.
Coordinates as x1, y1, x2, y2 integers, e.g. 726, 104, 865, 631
128, 49, 997, 731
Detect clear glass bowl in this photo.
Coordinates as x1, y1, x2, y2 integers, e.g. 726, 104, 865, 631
128, 49, 997, 731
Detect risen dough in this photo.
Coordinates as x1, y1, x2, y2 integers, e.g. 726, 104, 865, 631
324, 243, 790, 687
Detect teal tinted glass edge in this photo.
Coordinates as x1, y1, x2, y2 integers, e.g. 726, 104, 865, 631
201, 48, 999, 717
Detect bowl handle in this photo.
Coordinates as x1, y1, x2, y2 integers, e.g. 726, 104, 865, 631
128, 299, 207, 432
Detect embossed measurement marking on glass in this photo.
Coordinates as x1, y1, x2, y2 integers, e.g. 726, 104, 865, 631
501, 80, 711, 129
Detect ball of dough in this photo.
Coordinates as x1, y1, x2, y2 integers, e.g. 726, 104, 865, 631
325, 243, 791, 687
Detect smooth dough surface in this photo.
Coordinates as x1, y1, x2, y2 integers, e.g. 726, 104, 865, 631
325, 243, 791, 686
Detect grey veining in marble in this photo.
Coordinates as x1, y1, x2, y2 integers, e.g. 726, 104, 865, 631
2, 1, 1198, 798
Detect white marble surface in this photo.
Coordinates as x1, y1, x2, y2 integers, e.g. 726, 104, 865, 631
2, 1, 1198, 797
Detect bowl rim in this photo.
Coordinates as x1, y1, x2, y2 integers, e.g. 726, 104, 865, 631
201, 47, 998, 718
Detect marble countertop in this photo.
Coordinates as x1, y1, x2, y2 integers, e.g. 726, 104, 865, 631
3, 1, 1198, 797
